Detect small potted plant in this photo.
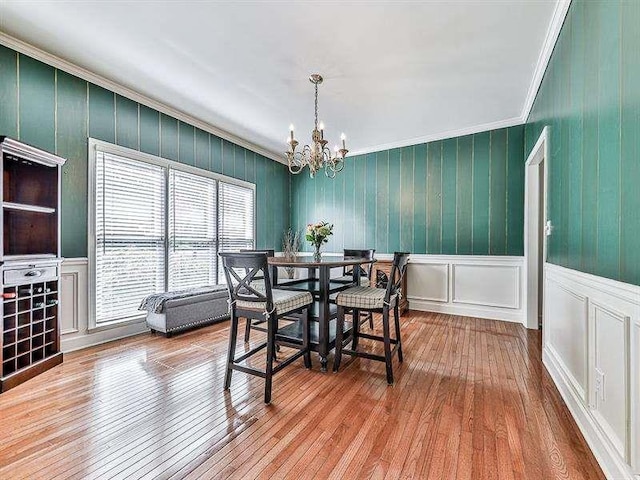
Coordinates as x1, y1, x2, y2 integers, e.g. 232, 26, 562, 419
305, 221, 334, 261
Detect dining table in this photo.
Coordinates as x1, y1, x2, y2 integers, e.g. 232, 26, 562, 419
267, 255, 377, 372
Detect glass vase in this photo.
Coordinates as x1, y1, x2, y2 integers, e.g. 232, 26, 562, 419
313, 244, 322, 262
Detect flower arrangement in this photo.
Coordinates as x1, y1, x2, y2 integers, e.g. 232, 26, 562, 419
305, 221, 334, 260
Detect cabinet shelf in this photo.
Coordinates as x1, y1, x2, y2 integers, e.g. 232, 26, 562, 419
3, 202, 56, 214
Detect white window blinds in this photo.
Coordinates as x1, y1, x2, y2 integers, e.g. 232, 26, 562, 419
169, 170, 217, 290
95, 152, 166, 324
218, 182, 255, 281
92, 143, 256, 326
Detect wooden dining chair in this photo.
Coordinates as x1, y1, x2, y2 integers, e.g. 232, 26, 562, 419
333, 252, 410, 385
219, 252, 313, 404
238, 249, 283, 343
333, 248, 376, 328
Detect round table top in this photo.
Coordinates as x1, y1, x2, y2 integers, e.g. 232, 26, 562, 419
268, 255, 376, 268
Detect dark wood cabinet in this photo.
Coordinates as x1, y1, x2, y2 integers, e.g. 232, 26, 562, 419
372, 259, 409, 314
0, 137, 66, 393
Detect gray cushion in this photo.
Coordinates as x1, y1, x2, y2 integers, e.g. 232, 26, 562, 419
236, 289, 313, 315
336, 286, 396, 310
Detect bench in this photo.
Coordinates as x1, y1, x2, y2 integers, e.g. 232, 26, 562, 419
140, 286, 230, 337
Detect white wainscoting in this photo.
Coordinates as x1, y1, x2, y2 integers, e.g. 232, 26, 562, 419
543, 263, 640, 480
60, 258, 149, 352
405, 255, 525, 324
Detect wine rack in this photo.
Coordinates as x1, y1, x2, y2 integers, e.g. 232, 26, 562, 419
0, 137, 66, 393
2, 280, 59, 378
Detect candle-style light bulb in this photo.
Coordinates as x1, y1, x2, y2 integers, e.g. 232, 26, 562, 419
289, 124, 295, 142
340, 133, 346, 149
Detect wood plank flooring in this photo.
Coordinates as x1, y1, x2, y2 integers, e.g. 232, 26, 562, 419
0, 311, 604, 479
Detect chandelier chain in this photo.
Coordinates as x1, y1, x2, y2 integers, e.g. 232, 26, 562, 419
314, 82, 318, 129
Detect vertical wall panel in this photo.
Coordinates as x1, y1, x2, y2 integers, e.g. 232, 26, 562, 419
456, 135, 473, 254
178, 121, 195, 166
413, 144, 427, 254
0, 45, 18, 137
365, 153, 377, 252
620, 0, 640, 285
210, 136, 223, 174
160, 114, 178, 161
19, 55, 55, 151
139, 105, 159, 156
472, 132, 490, 255
376, 150, 389, 254
506, 126, 525, 256
399, 146, 414, 252
490, 129, 507, 254
441, 138, 457, 254
194, 128, 209, 171
427, 141, 443, 254
115, 94, 138, 150
222, 139, 234, 177
88, 84, 115, 143
388, 148, 401, 252
56, 71, 88, 258
595, 0, 620, 280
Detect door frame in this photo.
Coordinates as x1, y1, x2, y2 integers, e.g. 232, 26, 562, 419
523, 126, 549, 330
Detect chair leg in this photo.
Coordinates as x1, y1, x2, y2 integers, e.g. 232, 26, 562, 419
303, 309, 312, 369
333, 306, 345, 372
352, 308, 362, 351
381, 308, 394, 385
394, 303, 403, 362
264, 313, 276, 404
368, 312, 374, 329
244, 318, 251, 342
224, 312, 239, 390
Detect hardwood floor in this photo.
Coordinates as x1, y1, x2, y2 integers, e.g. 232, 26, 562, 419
0, 311, 604, 479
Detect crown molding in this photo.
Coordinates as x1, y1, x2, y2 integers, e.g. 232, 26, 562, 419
0, 32, 287, 165
520, 0, 572, 121
347, 116, 524, 157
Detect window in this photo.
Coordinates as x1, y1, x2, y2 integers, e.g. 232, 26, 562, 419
90, 140, 255, 327
94, 152, 166, 324
169, 169, 217, 291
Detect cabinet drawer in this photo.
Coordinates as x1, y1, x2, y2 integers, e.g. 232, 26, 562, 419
3, 266, 58, 284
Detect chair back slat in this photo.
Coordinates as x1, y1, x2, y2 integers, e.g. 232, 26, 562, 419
240, 249, 276, 283
219, 252, 273, 308
384, 252, 410, 303
343, 248, 376, 279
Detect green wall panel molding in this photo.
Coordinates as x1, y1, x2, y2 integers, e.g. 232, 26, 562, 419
525, 0, 640, 286
290, 124, 526, 256
0, 48, 289, 258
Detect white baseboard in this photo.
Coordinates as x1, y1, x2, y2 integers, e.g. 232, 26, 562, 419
544, 347, 636, 480
543, 263, 640, 479
405, 254, 525, 325
408, 298, 524, 323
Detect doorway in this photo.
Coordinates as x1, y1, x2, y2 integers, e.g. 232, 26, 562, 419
524, 127, 548, 330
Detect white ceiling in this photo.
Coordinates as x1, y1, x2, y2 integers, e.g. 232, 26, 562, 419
0, 1, 559, 159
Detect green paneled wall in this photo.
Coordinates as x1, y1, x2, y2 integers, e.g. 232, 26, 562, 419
290, 125, 526, 255
525, 0, 640, 286
0, 46, 289, 257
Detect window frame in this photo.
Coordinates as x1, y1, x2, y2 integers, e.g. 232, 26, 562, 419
88, 138, 256, 331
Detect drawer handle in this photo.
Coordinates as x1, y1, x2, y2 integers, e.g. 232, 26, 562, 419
25, 270, 42, 277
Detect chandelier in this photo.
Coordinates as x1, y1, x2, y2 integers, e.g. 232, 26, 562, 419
286, 74, 348, 178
